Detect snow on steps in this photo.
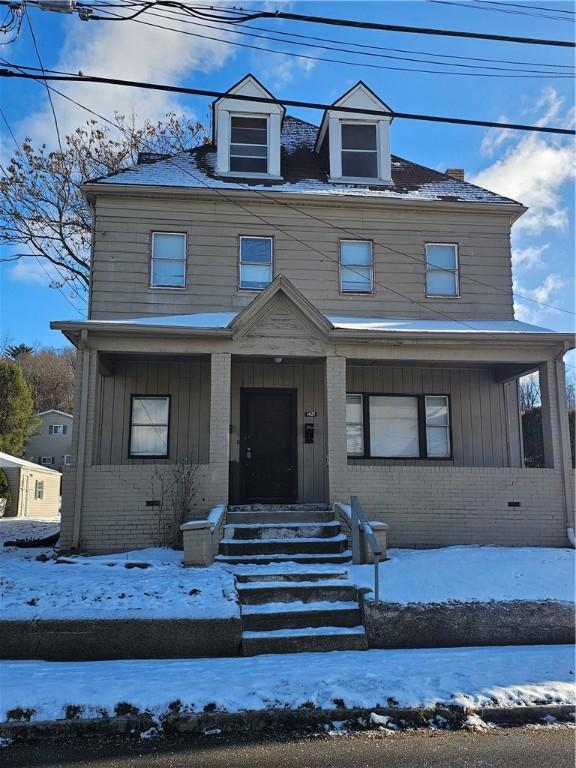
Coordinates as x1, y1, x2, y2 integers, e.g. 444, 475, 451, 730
241, 625, 368, 655
219, 534, 348, 557
216, 551, 352, 565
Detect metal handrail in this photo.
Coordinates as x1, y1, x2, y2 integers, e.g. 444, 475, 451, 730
350, 495, 382, 602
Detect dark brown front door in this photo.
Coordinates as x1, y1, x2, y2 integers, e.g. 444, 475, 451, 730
240, 388, 297, 503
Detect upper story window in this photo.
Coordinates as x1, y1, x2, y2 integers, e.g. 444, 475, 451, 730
341, 123, 378, 179
40, 456, 54, 465
239, 236, 273, 290
340, 240, 373, 293
129, 396, 170, 458
48, 424, 67, 435
230, 116, 268, 174
63, 454, 72, 466
426, 243, 459, 297
151, 232, 186, 288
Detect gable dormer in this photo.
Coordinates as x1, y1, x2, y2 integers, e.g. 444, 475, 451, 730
316, 82, 393, 185
213, 75, 285, 179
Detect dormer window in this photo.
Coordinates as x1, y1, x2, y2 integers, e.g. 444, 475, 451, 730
341, 123, 378, 179
230, 116, 268, 174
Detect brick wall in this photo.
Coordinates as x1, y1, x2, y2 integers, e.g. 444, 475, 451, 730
60, 464, 225, 553
341, 465, 573, 548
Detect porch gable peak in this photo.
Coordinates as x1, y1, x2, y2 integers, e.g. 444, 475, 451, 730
229, 275, 333, 340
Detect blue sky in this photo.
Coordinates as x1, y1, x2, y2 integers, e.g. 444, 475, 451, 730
0, 0, 574, 360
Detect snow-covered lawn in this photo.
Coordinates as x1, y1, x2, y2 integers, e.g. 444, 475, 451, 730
2, 645, 574, 721
0, 519, 238, 620
1, 520, 574, 620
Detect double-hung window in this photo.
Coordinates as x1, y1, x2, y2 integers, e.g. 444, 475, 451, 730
346, 395, 365, 455
346, 394, 451, 459
341, 123, 378, 179
426, 243, 459, 297
425, 396, 451, 458
239, 236, 273, 290
230, 116, 268, 174
40, 457, 54, 466
151, 232, 186, 288
49, 424, 67, 435
34, 480, 44, 500
129, 396, 170, 458
340, 240, 373, 293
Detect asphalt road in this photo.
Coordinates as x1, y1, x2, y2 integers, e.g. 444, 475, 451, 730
2, 727, 575, 768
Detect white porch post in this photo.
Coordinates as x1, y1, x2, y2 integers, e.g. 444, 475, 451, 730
209, 353, 232, 498
325, 356, 348, 503
539, 358, 574, 528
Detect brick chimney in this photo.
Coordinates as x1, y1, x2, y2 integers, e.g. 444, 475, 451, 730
445, 168, 465, 181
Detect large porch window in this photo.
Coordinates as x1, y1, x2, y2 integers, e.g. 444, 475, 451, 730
129, 395, 170, 458
346, 393, 451, 459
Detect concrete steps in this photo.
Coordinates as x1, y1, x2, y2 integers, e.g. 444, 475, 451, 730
227, 510, 335, 525
241, 626, 368, 656
220, 534, 348, 557
216, 551, 352, 566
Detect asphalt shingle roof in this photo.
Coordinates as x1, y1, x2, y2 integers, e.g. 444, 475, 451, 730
95, 116, 520, 206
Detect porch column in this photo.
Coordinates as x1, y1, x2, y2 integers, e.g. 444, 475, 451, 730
325, 355, 348, 503
539, 358, 574, 527
209, 353, 232, 497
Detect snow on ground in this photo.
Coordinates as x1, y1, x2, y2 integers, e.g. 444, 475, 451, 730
1, 645, 574, 721
0, 519, 238, 620
348, 546, 576, 605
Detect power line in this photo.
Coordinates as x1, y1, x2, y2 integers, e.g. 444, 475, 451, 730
474, 1, 575, 15
430, 0, 575, 22
112, 6, 576, 78
25, 10, 63, 153
2, 66, 574, 135
79, 1, 576, 47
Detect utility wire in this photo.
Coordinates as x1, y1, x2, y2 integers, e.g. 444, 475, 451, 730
25, 10, 63, 153
123, 6, 576, 77
79, 1, 576, 47
4, 64, 572, 325
430, 0, 575, 22
1, 66, 574, 135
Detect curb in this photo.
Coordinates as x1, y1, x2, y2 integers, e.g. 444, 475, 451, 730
1, 704, 574, 742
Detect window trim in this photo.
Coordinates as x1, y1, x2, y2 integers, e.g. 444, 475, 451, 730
49, 424, 66, 435
128, 394, 171, 459
346, 393, 365, 456
339, 239, 375, 295
425, 242, 460, 299
150, 231, 187, 290
340, 120, 379, 181
63, 454, 72, 466
238, 235, 274, 292
229, 113, 270, 176
40, 456, 54, 465
424, 394, 452, 459
346, 392, 453, 460
34, 479, 44, 500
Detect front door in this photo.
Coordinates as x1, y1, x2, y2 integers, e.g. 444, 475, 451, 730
240, 388, 297, 503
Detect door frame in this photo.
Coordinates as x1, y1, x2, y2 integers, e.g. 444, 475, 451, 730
239, 387, 298, 504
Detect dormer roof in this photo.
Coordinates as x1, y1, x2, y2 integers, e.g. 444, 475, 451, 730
211, 74, 284, 145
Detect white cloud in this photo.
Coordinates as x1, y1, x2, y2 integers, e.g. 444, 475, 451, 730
472, 89, 576, 236
254, 51, 316, 89
511, 244, 549, 271
17, 5, 239, 144
513, 273, 565, 324
9, 257, 59, 286
480, 120, 516, 158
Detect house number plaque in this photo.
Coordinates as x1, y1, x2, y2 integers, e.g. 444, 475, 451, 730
304, 410, 317, 418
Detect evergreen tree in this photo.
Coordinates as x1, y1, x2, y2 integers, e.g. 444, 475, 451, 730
0, 360, 38, 456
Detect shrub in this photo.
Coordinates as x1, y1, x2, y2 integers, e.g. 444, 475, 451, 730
0, 468, 11, 506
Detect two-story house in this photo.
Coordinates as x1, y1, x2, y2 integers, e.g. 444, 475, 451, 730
24, 410, 73, 473
52, 76, 574, 555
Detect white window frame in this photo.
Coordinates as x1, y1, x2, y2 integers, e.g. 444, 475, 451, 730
340, 121, 379, 180
150, 232, 187, 289
339, 240, 374, 294
238, 236, 273, 291
49, 424, 66, 435
34, 480, 44, 500
40, 456, 53, 466
346, 394, 365, 456
63, 455, 72, 466
425, 243, 460, 298
129, 395, 170, 458
424, 395, 451, 458
229, 114, 269, 176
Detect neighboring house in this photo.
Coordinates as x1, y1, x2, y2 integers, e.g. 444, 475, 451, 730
0, 452, 61, 519
52, 75, 575, 554
24, 410, 73, 472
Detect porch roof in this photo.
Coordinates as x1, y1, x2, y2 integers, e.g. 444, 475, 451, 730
52, 311, 572, 342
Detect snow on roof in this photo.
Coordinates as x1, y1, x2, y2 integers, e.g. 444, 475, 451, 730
0, 451, 61, 474
93, 116, 519, 206
80, 312, 557, 335
327, 317, 555, 334
38, 410, 73, 419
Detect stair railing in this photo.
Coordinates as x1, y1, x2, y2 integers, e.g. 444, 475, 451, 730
350, 495, 382, 603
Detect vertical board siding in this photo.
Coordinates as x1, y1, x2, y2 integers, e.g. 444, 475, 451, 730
94, 359, 210, 465
346, 364, 513, 468
90, 196, 514, 321
230, 361, 328, 503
